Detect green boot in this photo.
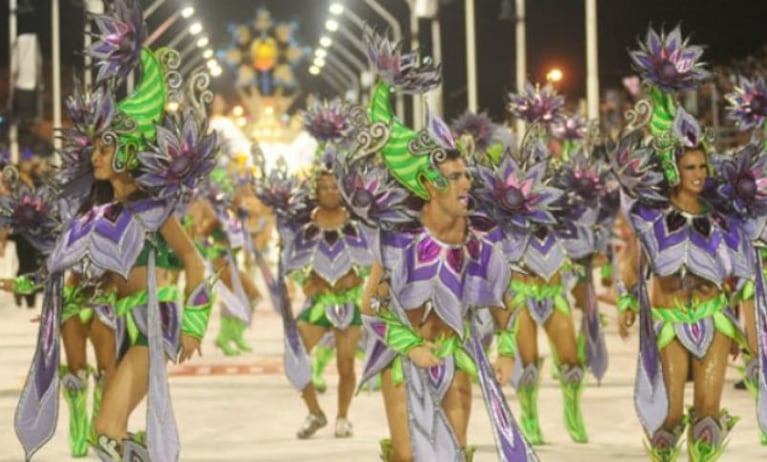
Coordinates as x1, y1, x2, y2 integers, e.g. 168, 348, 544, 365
215, 316, 240, 356
515, 362, 544, 445
742, 357, 767, 445
89, 371, 105, 445
312, 343, 335, 393
560, 364, 588, 443
60, 367, 90, 457
379, 438, 392, 462
232, 318, 253, 353
644, 425, 684, 461
687, 410, 738, 462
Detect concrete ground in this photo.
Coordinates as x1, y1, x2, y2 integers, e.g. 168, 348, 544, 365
0, 253, 765, 461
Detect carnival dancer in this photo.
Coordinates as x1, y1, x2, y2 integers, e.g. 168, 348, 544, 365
0, 176, 116, 458
477, 83, 603, 445
614, 25, 766, 461
14, 1, 217, 461
189, 169, 260, 357
257, 98, 379, 439
724, 73, 767, 445
350, 29, 536, 462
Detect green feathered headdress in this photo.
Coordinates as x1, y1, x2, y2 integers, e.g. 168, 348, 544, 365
110, 48, 167, 172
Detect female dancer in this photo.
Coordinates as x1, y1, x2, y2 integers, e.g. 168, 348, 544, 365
14, 1, 217, 461
615, 25, 766, 461
480, 84, 607, 445
0, 176, 116, 458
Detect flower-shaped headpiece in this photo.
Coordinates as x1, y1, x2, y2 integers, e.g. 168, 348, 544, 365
629, 25, 710, 93
136, 109, 218, 200
726, 76, 767, 132
711, 142, 767, 218
0, 170, 60, 254
301, 99, 354, 144
364, 28, 441, 94
474, 151, 563, 231
86, 0, 146, 85
450, 110, 501, 154
507, 82, 564, 127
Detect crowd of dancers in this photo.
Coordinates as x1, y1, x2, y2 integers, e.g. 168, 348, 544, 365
4, 1, 767, 461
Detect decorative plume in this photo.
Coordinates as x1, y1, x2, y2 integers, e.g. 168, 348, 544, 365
507, 82, 565, 126
0, 175, 60, 254
552, 114, 587, 141
710, 142, 767, 218
450, 110, 501, 153
301, 99, 354, 143
607, 130, 666, 203
474, 151, 563, 231
364, 28, 441, 94
726, 76, 767, 132
58, 82, 117, 201
135, 110, 218, 199
629, 25, 710, 93
85, 0, 146, 84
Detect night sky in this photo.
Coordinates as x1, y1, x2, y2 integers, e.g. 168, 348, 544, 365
2, 0, 767, 122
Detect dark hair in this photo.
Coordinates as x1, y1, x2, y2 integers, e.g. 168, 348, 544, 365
435, 148, 462, 165
77, 180, 114, 214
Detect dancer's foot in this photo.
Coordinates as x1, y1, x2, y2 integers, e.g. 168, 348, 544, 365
297, 411, 327, 439
334, 418, 353, 438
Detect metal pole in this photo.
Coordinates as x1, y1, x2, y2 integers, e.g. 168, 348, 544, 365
336, 25, 369, 59
168, 30, 190, 50
341, 7, 366, 30
319, 72, 346, 97
330, 41, 366, 72
515, 0, 526, 142
180, 55, 205, 76
144, 0, 166, 19
327, 56, 360, 101
9, 0, 19, 163
430, 16, 443, 116
585, 0, 599, 121
180, 39, 197, 60
405, 1, 422, 129
465, 0, 477, 113
145, 9, 182, 47
363, 0, 404, 120
52, 0, 62, 150
324, 65, 356, 101
83, 0, 103, 86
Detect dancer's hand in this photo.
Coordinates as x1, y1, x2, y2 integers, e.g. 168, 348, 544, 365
619, 310, 635, 339
407, 342, 441, 369
0, 278, 14, 292
493, 356, 515, 385
179, 334, 202, 363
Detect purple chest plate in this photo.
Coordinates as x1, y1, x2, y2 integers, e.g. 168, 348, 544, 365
48, 199, 171, 278
383, 225, 510, 336
282, 220, 378, 286
625, 196, 751, 284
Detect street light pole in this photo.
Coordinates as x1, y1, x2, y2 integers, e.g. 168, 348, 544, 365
515, 0, 527, 141
585, 0, 600, 122
327, 55, 360, 100
465, 0, 477, 113
52, 0, 62, 150
8, 0, 19, 163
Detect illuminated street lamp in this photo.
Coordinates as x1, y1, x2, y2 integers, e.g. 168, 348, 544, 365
546, 68, 563, 83
181, 5, 195, 18
203, 49, 214, 59
196, 36, 209, 48
325, 19, 339, 32
315, 48, 327, 59
319, 36, 333, 48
